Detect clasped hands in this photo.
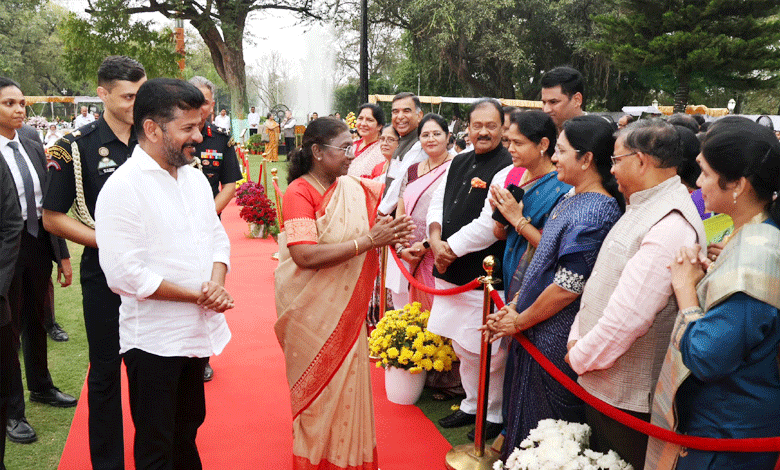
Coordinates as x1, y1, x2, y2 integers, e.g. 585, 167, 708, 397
669, 243, 709, 296
371, 215, 415, 247
198, 281, 234, 313
489, 184, 524, 226
479, 304, 521, 343
429, 239, 457, 273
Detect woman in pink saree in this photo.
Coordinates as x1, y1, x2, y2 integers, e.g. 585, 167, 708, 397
396, 113, 453, 312
274, 117, 414, 470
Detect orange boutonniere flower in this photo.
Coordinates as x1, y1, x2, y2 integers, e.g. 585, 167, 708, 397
469, 177, 487, 193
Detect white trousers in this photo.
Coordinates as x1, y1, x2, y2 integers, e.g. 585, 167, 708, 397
452, 339, 506, 424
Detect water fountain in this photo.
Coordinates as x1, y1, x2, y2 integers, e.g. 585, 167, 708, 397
291, 23, 337, 122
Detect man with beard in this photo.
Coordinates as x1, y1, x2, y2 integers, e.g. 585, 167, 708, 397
427, 98, 513, 441
95, 78, 233, 470
44, 55, 146, 470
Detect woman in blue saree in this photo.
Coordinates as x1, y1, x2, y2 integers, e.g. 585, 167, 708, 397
488, 110, 570, 300
646, 117, 780, 470
485, 116, 625, 460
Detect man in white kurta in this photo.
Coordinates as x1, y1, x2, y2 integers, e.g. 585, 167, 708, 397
95, 78, 233, 470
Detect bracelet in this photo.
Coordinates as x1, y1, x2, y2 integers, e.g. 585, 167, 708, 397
353, 239, 360, 256
514, 216, 531, 234
396, 245, 405, 256
366, 233, 376, 247
513, 314, 522, 333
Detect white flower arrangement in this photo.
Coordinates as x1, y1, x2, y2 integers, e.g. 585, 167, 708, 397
493, 419, 633, 470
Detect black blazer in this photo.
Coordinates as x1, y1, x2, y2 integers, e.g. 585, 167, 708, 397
16, 133, 69, 263
0, 154, 22, 326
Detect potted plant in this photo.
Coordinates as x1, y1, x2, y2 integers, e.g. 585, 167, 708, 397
245, 133, 266, 155
369, 302, 458, 405
235, 181, 277, 238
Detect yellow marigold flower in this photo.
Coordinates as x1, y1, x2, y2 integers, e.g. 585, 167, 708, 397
409, 366, 423, 374
406, 325, 422, 337
399, 347, 414, 361
386, 347, 399, 359
433, 359, 445, 372
423, 345, 437, 356
412, 351, 424, 362
412, 337, 425, 350
420, 358, 433, 370
375, 362, 383, 368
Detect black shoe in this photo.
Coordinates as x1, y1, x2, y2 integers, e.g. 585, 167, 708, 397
29, 387, 77, 408
47, 322, 69, 342
204, 363, 214, 382
438, 410, 476, 428
467, 422, 503, 442
6, 418, 37, 443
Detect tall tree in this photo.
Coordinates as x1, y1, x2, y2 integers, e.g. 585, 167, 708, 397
80, 0, 337, 120
591, 0, 780, 112
60, 1, 181, 84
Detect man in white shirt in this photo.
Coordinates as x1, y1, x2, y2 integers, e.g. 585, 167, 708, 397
247, 106, 260, 136
73, 106, 95, 128
95, 78, 233, 470
213, 108, 230, 131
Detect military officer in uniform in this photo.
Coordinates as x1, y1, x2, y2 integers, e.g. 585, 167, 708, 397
42, 56, 146, 470
188, 76, 241, 382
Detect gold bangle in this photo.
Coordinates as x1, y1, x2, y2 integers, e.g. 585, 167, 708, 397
514, 217, 530, 234
353, 239, 360, 256
366, 233, 376, 247
513, 314, 522, 333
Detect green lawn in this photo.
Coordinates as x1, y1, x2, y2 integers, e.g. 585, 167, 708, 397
6, 242, 88, 470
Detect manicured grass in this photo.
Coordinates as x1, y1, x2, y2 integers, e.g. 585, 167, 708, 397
6, 242, 88, 470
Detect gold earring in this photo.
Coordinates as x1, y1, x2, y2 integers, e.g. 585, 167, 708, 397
581, 164, 587, 170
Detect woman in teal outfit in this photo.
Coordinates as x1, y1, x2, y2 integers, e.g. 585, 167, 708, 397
646, 116, 780, 470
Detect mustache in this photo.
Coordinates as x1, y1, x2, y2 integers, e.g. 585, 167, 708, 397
477, 136, 492, 141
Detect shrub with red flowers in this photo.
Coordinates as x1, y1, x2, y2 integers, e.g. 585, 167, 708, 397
236, 181, 277, 226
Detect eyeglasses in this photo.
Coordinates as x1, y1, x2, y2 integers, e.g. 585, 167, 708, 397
378, 136, 398, 144
322, 144, 355, 157
610, 152, 638, 166
470, 122, 500, 131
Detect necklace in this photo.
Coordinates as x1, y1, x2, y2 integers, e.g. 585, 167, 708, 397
422, 156, 451, 175
309, 172, 329, 193
551, 192, 581, 219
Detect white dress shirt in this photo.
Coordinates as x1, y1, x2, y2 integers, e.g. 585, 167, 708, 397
426, 162, 512, 257
0, 133, 43, 220
73, 113, 95, 128
95, 146, 232, 358
247, 112, 260, 128
377, 141, 426, 215
214, 114, 231, 130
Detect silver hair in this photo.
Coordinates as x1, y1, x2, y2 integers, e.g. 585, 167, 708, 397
188, 76, 215, 95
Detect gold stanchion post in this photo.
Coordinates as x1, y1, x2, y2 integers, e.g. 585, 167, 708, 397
445, 256, 501, 470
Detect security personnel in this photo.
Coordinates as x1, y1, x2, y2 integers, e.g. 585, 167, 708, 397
190, 76, 242, 215
189, 76, 241, 382
42, 55, 146, 470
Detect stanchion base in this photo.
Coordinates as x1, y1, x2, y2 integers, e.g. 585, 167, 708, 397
445, 444, 500, 470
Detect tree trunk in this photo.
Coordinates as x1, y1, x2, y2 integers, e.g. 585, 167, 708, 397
673, 73, 690, 114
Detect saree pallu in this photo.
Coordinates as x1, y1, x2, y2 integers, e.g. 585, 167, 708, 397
275, 176, 382, 470
503, 172, 570, 300
403, 161, 450, 312
645, 218, 780, 470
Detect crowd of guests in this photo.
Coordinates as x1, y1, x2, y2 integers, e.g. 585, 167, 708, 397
275, 66, 780, 470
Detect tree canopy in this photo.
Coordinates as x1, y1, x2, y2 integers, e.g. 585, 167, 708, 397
590, 0, 780, 112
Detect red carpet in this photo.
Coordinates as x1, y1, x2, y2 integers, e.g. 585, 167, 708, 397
58, 201, 452, 469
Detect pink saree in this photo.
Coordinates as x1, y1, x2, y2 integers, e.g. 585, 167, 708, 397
275, 176, 382, 470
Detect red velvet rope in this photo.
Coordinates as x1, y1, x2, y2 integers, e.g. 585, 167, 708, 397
389, 248, 481, 295
488, 289, 780, 453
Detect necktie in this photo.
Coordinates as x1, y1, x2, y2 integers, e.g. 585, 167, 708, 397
7, 141, 39, 237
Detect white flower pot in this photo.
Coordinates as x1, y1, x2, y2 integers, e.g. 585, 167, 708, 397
384, 366, 426, 405
248, 222, 264, 238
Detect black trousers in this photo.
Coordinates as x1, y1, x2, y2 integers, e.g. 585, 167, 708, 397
248, 128, 257, 136
123, 349, 207, 470
284, 136, 295, 156
586, 405, 650, 470
0, 322, 18, 470
7, 229, 55, 419
81, 262, 124, 470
